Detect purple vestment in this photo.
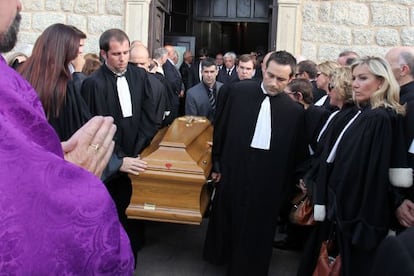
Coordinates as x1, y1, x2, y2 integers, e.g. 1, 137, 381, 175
0, 56, 134, 274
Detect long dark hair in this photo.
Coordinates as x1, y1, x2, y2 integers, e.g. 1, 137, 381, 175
18, 23, 86, 117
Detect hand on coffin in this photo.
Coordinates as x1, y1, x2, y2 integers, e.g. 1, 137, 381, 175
396, 199, 414, 228
120, 156, 148, 175
62, 116, 116, 178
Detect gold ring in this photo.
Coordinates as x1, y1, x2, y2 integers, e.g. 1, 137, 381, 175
89, 143, 100, 151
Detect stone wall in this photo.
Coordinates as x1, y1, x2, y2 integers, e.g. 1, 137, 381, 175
301, 0, 414, 62
17, 0, 125, 54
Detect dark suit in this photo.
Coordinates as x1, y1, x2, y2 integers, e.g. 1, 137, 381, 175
216, 66, 238, 84
163, 59, 184, 115
185, 81, 223, 122
147, 72, 171, 129
311, 80, 326, 104
179, 62, 195, 91
163, 59, 183, 95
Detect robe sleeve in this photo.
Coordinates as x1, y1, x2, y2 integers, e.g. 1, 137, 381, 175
211, 84, 233, 173
133, 72, 158, 155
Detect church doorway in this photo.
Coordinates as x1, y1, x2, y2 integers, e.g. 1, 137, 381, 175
164, 0, 273, 57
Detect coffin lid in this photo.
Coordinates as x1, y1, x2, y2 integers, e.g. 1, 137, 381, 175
140, 116, 213, 176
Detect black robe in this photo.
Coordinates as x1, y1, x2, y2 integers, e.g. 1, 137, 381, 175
47, 73, 122, 182
204, 80, 308, 275
81, 64, 157, 158
48, 75, 90, 141
147, 72, 171, 130
81, 63, 157, 260
153, 71, 179, 125
297, 104, 359, 276
323, 106, 408, 276
399, 81, 414, 104
304, 104, 331, 154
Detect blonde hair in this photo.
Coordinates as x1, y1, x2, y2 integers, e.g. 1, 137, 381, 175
330, 67, 353, 105
317, 60, 340, 77
351, 56, 405, 115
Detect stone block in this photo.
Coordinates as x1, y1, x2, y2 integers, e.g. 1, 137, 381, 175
106, 0, 124, 15
375, 28, 400, 46
31, 13, 66, 32
67, 14, 87, 31
371, 4, 409, 26
401, 27, 414, 45
74, 0, 98, 14
22, 0, 44, 11
61, 0, 75, 12
353, 29, 375, 45
87, 15, 123, 34
45, 0, 59, 11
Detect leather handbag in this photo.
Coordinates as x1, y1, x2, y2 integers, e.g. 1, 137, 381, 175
289, 192, 315, 226
312, 241, 342, 276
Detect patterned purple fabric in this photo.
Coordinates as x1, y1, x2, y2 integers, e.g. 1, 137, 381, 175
0, 56, 134, 274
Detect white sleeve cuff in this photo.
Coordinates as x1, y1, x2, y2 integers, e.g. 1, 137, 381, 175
389, 168, 413, 188
314, 204, 326, 221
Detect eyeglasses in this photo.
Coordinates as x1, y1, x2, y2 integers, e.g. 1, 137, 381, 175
328, 83, 335, 92
316, 72, 326, 77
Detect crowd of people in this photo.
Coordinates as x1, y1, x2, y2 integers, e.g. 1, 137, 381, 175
2, 0, 414, 275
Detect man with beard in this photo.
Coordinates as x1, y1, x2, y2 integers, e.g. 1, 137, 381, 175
0, 0, 134, 274
204, 51, 308, 275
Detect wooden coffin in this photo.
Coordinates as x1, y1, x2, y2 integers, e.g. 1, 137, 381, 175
126, 116, 213, 224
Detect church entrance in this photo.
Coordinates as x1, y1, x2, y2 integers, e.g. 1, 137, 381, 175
164, 0, 273, 57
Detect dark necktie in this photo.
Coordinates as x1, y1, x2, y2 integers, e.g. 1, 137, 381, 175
208, 87, 216, 113
227, 69, 231, 76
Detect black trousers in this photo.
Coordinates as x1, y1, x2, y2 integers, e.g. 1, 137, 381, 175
105, 173, 146, 266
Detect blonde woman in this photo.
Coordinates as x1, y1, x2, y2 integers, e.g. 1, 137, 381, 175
315, 60, 340, 109
320, 56, 410, 275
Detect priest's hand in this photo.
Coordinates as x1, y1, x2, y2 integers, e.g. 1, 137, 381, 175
396, 199, 414, 227
121, 156, 148, 175
62, 116, 116, 178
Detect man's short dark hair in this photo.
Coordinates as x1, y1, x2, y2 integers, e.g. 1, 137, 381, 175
297, 60, 318, 79
99, 29, 129, 52
287, 78, 314, 104
266, 51, 297, 77
201, 57, 216, 69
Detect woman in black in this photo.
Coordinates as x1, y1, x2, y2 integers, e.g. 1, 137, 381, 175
320, 57, 410, 275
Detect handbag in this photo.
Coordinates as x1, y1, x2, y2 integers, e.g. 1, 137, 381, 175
312, 240, 342, 276
289, 192, 315, 226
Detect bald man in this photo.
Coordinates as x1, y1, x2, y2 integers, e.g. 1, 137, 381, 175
385, 46, 414, 104
385, 46, 414, 232
130, 44, 172, 128
179, 50, 195, 91
163, 45, 185, 115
